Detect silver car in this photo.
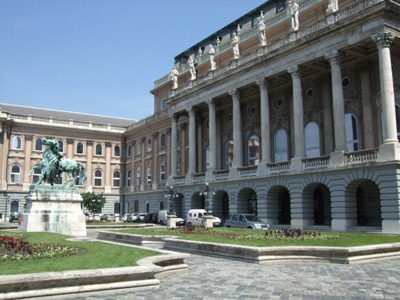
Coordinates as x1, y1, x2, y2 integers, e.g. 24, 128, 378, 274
224, 214, 269, 230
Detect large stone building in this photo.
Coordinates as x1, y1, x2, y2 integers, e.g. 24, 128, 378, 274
2, 0, 400, 233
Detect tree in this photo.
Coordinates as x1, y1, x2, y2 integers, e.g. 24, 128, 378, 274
81, 192, 106, 217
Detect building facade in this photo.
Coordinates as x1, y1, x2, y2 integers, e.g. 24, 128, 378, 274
2, 0, 400, 233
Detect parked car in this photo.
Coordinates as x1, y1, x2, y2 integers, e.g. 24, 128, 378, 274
122, 214, 132, 222
186, 209, 221, 227
9, 212, 20, 223
158, 210, 185, 226
134, 213, 146, 222
224, 214, 269, 230
145, 212, 158, 224
100, 214, 116, 222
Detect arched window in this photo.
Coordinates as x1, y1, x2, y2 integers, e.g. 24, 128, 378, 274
159, 200, 165, 210
58, 140, 64, 153
113, 170, 120, 187
137, 141, 142, 156
95, 143, 103, 156
248, 135, 260, 166
136, 166, 141, 187
160, 133, 166, 149
134, 200, 139, 212
160, 162, 166, 183
147, 138, 152, 153
160, 97, 166, 111
305, 122, 321, 158
146, 164, 152, 185
12, 136, 22, 150
10, 164, 21, 183
76, 142, 84, 154
274, 129, 288, 162
127, 170, 132, 187
345, 113, 358, 151
225, 141, 234, 169
32, 166, 42, 184
114, 145, 121, 157
94, 169, 103, 187
396, 103, 400, 141
34, 138, 43, 151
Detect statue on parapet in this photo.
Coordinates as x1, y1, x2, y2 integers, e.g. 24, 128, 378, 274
29, 139, 87, 186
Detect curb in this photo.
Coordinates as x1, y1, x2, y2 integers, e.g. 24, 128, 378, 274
0, 250, 189, 299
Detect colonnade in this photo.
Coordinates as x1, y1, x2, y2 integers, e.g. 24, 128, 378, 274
168, 30, 397, 179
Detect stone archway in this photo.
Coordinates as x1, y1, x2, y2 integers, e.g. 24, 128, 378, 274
237, 188, 257, 215
278, 188, 291, 225
345, 179, 382, 228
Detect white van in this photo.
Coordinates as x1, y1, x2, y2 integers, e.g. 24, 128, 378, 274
186, 209, 221, 227
158, 210, 185, 226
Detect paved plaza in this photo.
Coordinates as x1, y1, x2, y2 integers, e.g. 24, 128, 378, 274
44, 253, 400, 300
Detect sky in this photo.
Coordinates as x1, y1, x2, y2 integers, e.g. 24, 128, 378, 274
0, 0, 266, 121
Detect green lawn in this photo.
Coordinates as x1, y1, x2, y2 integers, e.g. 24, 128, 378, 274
115, 227, 400, 247
0, 232, 159, 276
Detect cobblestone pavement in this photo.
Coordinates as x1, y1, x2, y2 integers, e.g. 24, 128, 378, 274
46, 254, 400, 300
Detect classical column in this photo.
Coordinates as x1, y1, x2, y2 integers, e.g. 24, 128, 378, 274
325, 50, 347, 152
207, 99, 217, 171
288, 65, 305, 158
170, 113, 178, 178
372, 31, 398, 144
257, 78, 271, 163
230, 89, 243, 168
187, 106, 197, 175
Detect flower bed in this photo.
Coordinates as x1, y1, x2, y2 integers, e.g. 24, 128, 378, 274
151, 226, 345, 242
0, 234, 79, 261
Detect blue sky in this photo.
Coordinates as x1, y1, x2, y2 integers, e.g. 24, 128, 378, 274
0, 0, 266, 120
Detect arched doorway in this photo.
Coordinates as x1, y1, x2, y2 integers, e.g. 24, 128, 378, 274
313, 188, 324, 225
237, 188, 258, 215
278, 189, 291, 224
356, 183, 381, 226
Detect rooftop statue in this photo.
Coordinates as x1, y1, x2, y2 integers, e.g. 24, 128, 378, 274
29, 139, 87, 186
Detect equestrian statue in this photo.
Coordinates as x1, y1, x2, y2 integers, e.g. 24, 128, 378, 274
29, 139, 87, 186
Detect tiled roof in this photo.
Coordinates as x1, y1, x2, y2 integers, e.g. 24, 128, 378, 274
0, 103, 136, 128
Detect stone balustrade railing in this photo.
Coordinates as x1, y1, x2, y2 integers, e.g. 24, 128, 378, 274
345, 148, 379, 164
303, 155, 330, 170
158, 0, 390, 94
238, 165, 258, 177
268, 161, 291, 173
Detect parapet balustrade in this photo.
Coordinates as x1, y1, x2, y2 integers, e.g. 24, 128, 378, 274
159, 0, 388, 95
345, 148, 379, 164
303, 155, 330, 170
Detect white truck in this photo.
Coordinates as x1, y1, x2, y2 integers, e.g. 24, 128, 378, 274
186, 209, 221, 227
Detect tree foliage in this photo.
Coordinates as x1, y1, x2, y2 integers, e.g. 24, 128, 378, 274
81, 192, 106, 214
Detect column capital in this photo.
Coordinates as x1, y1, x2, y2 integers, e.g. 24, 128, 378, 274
325, 50, 343, 65
169, 112, 179, 121
186, 106, 196, 116
229, 89, 240, 100
256, 78, 269, 89
206, 98, 216, 107
372, 31, 394, 49
287, 65, 301, 78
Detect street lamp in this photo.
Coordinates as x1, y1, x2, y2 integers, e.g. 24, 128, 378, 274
199, 182, 215, 214
165, 186, 178, 214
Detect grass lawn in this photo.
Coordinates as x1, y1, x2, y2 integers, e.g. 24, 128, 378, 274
115, 227, 400, 247
0, 231, 159, 276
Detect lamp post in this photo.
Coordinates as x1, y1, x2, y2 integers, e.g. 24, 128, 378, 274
199, 182, 215, 229
199, 182, 214, 214
165, 186, 178, 228
165, 185, 178, 214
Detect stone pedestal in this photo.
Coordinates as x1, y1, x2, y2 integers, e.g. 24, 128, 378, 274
202, 215, 214, 229
20, 186, 87, 237
167, 214, 177, 229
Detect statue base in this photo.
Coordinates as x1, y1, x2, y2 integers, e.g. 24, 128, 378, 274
20, 186, 87, 237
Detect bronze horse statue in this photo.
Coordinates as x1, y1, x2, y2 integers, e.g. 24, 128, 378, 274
29, 139, 87, 186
